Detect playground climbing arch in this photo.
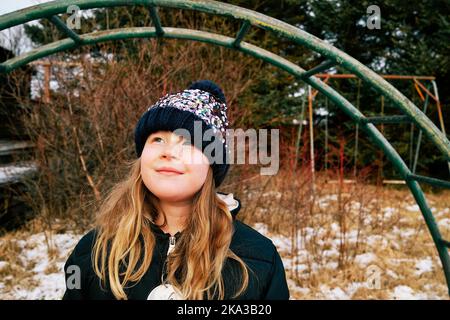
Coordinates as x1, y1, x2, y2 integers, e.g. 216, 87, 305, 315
0, 0, 449, 295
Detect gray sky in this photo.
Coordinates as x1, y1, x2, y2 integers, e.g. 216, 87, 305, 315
0, 0, 51, 16
0, 1, 53, 53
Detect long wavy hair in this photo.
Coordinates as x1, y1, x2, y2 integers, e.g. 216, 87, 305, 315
92, 158, 250, 300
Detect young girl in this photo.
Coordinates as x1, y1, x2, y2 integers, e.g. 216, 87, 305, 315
62, 80, 289, 300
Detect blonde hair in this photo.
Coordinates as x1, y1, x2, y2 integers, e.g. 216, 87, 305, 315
92, 158, 250, 299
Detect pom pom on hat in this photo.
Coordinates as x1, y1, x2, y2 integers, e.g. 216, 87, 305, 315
187, 80, 226, 104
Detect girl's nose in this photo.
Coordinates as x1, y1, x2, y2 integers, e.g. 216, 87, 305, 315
160, 143, 183, 160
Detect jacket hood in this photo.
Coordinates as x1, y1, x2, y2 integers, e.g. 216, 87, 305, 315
217, 192, 241, 218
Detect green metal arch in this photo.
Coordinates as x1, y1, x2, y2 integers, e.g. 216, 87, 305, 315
1, 0, 449, 295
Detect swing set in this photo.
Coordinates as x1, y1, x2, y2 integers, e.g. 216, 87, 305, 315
297, 74, 448, 185
0, 0, 449, 295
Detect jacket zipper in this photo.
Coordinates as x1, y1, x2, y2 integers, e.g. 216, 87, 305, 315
167, 235, 176, 255
161, 236, 176, 284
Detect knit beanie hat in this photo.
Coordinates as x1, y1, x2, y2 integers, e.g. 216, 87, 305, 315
134, 80, 230, 188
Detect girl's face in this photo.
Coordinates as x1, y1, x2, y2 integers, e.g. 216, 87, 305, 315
140, 130, 210, 202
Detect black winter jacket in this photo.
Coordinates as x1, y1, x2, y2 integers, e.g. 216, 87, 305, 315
62, 193, 290, 300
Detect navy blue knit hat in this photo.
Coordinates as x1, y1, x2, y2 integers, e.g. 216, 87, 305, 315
134, 80, 230, 187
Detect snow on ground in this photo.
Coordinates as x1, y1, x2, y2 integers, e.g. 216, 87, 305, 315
391, 285, 428, 300
405, 204, 420, 212
438, 218, 450, 229
0, 162, 38, 184
436, 208, 449, 218
251, 194, 449, 300
1, 194, 449, 300
319, 285, 350, 300
317, 195, 338, 208
0, 232, 82, 300
354, 253, 377, 267
414, 257, 433, 276
382, 207, 397, 220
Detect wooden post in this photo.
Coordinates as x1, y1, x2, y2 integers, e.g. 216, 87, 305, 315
308, 85, 315, 193
377, 96, 385, 185
431, 80, 450, 174
43, 61, 51, 103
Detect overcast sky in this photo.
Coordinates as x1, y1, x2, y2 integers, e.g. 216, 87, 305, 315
0, 1, 53, 53
0, 0, 52, 16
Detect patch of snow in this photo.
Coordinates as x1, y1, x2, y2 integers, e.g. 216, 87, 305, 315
405, 204, 420, 212
436, 208, 449, 218
316, 239, 325, 246
315, 107, 329, 117
330, 223, 340, 234
303, 227, 315, 237
0, 162, 38, 184
330, 238, 342, 248
271, 235, 292, 253
252, 223, 268, 236
292, 119, 308, 125
350, 229, 360, 242
322, 249, 339, 258
280, 257, 292, 269
320, 285, 350, 300
295, 264, 309, 273
287, 278, 310, 296
310, 262, 321, 272
317, 195, 338, 207
392, 227, 416, 238
12, 272, 65, 300
391, 285, 428, 300
0, 232, 82, 300
385, 269, 399, 279
421, 284, 446, 299
346, 201, 362, 212
324, 261, 338, 269
345, 282, 366, 297
437, 218, 450, 229
382, 207, 397, 220
363, 216, 373, 224
414, 257, 433, 276
367, 235, 388, 247
315, 227, 329, 239
296, 249, 309, 262
354, 252, 377, 267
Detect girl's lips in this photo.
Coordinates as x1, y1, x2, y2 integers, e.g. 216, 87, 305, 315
155, 169, 184, 175
155, 167, 184, 176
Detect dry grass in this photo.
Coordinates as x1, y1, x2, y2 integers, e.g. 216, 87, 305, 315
0, 230, 38, 293
222, 166, 450, 299
0, 215, 79, 298
1, 167, 449, 299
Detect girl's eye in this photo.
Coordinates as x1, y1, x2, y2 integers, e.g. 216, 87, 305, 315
152, 137, 164, 143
